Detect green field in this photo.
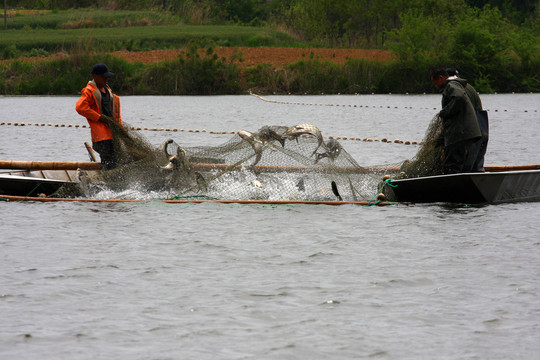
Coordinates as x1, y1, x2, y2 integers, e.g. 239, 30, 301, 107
1, 9, 304, 57
1, 24, 300, 55
4, 9, 179, 30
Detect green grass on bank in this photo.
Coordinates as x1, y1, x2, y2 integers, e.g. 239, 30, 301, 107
4, 9, 180, 30
2, 50, 536, 96
1, 24, 300, 56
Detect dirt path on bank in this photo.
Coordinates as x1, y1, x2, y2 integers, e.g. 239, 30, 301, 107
2, 47, 392, 67
112, 47, 392, 67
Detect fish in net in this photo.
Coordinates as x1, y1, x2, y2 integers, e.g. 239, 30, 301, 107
52, 119, 392, 201
88, 117, 197, 193
54, 115, 444, 202
178, 125, 387, 201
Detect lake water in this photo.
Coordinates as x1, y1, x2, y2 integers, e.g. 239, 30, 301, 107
1, 94, 539, 359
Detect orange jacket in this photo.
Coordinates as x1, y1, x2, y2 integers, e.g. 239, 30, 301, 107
75, 81, 122, 142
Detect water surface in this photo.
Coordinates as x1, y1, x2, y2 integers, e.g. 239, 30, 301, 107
1, 94, 539, 359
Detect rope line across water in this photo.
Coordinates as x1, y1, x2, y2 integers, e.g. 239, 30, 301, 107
0, 121, 422, 146
249, 92, 539, 113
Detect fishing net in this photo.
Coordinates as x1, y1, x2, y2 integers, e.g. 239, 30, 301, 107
53, 114, 444, 202
395, 114, 444, 179
380, 114, 444, 202
79, 116, 200, 196
177, 125, 388, 202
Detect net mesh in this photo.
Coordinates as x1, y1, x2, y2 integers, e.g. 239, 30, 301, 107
54, 115, 445, 202
180, 125, 386, 201
397, 114, 444, 179
379, 114, 444, 202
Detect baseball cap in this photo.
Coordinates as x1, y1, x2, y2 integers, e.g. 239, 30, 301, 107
92, 63, 115, 78
445, 68, 459, 77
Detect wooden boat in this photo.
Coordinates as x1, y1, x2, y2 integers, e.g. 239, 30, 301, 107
0, 161, 99, 197
384, 166, 540, 204
0, 172, 76, 197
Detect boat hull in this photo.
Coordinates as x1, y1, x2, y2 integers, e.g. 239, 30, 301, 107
0, 174, 76, 197
0, 169, 82, 197
387, 170, 540, 204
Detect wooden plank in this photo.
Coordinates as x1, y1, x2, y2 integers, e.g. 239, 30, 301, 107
84, 142, 97, 162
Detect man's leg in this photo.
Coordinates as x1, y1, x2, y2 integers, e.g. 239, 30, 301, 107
462, 137, 482, 172
472, 136, 488, 172
92, 140, 117, 170
443, 139, 474, 174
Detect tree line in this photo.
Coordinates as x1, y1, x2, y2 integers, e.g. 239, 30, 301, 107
9, 1, 538, 27
4, 0, 539, 93
8, 1, 538, 49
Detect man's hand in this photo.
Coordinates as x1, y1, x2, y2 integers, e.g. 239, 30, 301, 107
99, 114, 114, 125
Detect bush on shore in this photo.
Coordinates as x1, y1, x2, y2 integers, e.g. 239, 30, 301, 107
1, 48, 538, 95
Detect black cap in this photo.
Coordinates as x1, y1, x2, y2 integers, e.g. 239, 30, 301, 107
445, 68, 459, 77
92, 63, 115, 78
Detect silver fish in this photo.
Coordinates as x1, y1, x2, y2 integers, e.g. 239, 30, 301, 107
76, 169, 90, 197
238, 129, 264, 168
251, 179, 263, 188
161, 139, 190, 170
283, 123, 325, 156
194, 171, 207, 192
296, 177, 305, 192
314, 138, 342, 164
258, 126, 286, 147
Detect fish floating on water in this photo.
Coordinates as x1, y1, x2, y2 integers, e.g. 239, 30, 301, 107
314, 138, 342, 164
283, 123, 325, 156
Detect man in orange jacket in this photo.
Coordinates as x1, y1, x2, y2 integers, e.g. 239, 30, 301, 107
76, 63, 122, 170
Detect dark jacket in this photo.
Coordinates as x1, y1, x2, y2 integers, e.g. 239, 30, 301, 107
439, 78, 481, 146
465, 83, 483, 111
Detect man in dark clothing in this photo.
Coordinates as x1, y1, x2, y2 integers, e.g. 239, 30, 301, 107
445, 68, 488, 172
430, 69, 482, 174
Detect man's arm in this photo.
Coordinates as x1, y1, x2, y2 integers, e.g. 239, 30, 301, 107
75, 88, 101, 122
439, 84, 465, 119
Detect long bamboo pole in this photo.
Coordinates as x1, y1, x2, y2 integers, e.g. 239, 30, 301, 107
0, 160, 390, 172
0, 160, 102, 170
482, 165, 540, 172
0, 160, 538, 173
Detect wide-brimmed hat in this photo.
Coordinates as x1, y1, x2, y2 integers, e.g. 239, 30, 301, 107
92, 63, 115, 78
